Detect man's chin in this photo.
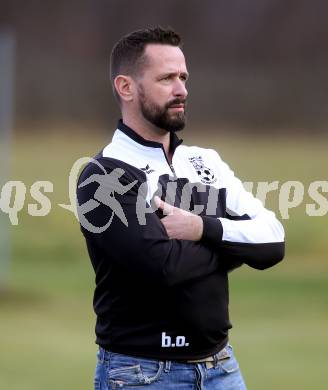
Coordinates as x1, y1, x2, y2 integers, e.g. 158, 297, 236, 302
155, 120, 185, 133
167, 121, 185, 133
143, 110, 186, 133
167, 114, 186, 132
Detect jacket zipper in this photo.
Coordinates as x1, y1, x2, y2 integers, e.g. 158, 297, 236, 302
170, 163, 177, 178
160, 145, 177, 178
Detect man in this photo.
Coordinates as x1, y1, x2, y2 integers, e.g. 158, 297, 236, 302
77, 27, 285, 389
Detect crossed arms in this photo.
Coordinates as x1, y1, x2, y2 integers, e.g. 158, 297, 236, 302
77, 156, 285, 287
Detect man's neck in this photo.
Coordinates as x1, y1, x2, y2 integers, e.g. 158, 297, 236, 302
122, 114, 171, 157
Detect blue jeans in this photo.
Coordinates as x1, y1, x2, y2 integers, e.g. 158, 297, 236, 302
94, 344, 247, 389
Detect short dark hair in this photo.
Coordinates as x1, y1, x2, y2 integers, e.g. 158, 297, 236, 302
110, 26, 182, 100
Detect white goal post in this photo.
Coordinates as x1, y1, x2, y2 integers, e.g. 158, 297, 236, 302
0, 29, 15, 289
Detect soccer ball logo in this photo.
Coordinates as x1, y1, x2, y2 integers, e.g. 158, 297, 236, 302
189, 156, 217, 184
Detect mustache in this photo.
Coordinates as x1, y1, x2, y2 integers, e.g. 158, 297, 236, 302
166, 98, 187, 109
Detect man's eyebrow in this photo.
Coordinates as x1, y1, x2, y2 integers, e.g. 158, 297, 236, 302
158, 71, 189, 79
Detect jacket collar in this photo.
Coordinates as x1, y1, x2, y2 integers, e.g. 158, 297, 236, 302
117, 119, 183, 154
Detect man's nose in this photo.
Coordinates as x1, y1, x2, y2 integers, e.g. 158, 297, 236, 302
173, 78, 188, 99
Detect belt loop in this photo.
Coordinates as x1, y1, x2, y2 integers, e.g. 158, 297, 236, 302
213, 351, 219, 368
99, 346, 111, 364
164, 360, 171, 373
98, 347, 105, 364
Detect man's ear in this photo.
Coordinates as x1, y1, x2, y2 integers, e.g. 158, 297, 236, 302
114, 75, 134, 102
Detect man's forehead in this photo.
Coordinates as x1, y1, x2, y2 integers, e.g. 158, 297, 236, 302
144, 44, 187, 71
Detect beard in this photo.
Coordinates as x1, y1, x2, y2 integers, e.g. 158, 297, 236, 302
138, 86, 186, 133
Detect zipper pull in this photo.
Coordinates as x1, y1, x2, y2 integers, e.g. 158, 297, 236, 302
170, 164, 177, 177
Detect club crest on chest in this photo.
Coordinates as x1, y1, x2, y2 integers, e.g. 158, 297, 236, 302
189, 156, 217, 185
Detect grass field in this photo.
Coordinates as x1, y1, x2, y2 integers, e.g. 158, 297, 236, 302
0, 128, 327, 389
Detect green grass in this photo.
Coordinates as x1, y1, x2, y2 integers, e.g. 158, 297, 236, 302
0, 128, 327, 389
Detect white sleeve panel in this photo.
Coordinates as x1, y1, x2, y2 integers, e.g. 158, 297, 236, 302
210, 150, 285, 244
219, 213, 285, 244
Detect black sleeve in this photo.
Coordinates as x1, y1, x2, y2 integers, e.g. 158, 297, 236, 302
77, 158, 220, 287
201, 216, 285, 271
201, 216, 243, 272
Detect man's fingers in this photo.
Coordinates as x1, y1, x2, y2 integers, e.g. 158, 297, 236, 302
153, 195, 163, 209
153, 196, 174, 215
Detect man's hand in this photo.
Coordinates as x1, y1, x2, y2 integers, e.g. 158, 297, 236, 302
154, 196, 203, 241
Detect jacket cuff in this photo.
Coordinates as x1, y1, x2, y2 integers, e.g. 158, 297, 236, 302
201, 216, 223, 244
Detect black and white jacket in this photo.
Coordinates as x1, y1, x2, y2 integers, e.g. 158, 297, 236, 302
77, 120, 285, 360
